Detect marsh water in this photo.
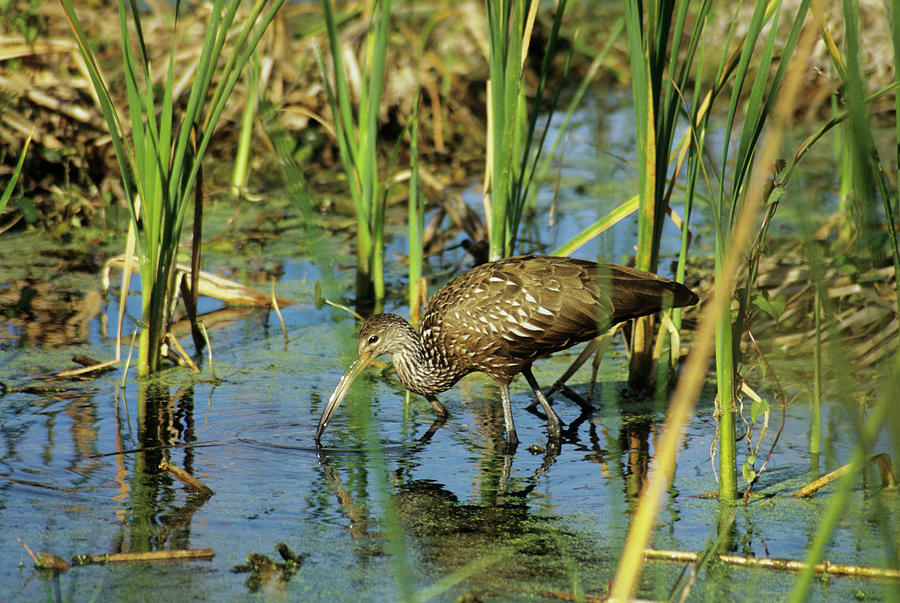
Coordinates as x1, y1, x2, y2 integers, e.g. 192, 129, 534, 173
2, 93, 899, 601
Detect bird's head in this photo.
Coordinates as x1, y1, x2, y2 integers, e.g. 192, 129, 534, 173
315, 314, 417, 445
355, 313, 417, 358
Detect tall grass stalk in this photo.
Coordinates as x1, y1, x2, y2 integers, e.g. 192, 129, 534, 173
231, 51, 260, 199
318, 0, 391, 309
820, 0, 889, 256
756, 78, 900, 465
610, 9, 815, 599
789, 2, 900, 597
624, 0, 804, 502
60, 0, 284, 375
788, 375, 894, 601
811, 285, 822, 459
706, 0, 809, 500
552, 195, 638, 256
890, 0, 900, 474
331, 334, 414, 600
895, 0, 900, 303
483, 0, 567, 260
674, 52, 707, 335
360, 403, 415, 600
822, 0, 899, 315
611, 7, 814, 600
623, 0, 709, 386
407, 100, 424, 323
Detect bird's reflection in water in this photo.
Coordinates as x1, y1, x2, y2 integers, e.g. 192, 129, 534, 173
415, 414, 447, 444
313, 384, 668, 597
529, 380, 661, 502
317, 409, 562, 505
406, 374, 656, 502
316, 445, 589, 596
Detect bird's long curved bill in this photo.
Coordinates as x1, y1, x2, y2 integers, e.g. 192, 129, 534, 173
315, 351, 374, 444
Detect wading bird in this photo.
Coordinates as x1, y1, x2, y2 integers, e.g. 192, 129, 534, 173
315, 255, 698, 447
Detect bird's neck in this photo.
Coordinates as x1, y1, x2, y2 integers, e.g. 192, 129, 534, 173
391, 325, 459, 396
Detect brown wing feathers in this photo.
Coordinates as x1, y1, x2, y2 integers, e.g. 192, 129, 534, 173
422, 255, 697, 365
494, 257, 696, 359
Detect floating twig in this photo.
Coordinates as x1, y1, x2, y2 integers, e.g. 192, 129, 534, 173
56, 355, 118, 378
645, 548, 900, 580
794, 452, 897, 497
72, 549, 214, 566
159, 459, 214, 495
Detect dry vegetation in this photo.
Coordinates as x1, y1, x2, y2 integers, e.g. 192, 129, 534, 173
6, 2, 892, 230
0, 1, 617, 230
0, 1, 897, 362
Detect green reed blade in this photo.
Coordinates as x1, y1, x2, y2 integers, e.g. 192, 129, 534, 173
314, 44, 363, 212
319, 0, 390, 306
552, 195, 639, 257
895, 0, 900, 283
408, 99, 423, 322
232, 52, 260, 198
484, 0, 568, 259
62, 0, 285, 373
485, 0, 511, 258
0, 133, 30, 215
510, 0, 569, 247
322, 0, 360, 177
730, 6, 780, 219
59, 0, 136, 208
717, 0, 767, 207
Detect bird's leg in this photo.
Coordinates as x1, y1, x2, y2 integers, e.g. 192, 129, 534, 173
498, 384, 520, 449
522, 367, 562, 440
426, 395, 448, 417
541, 334, 612, 412
587, 331, 613, 401
543, 338, 601, 401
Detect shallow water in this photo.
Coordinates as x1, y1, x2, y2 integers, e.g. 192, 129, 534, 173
1, 249, 897, 601
2, 92, 899, 601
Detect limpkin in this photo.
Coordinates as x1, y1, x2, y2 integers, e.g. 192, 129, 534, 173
315, 255, 698, 447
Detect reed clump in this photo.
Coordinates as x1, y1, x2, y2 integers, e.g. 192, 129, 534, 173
8, 3, 893, 231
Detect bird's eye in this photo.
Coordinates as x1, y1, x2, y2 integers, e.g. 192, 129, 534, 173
368, 334, 379, 345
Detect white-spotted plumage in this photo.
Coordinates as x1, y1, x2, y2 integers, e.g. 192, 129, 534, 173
316, 255, 699, 447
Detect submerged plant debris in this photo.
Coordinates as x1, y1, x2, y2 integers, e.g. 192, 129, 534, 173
232, 543, 305, 592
